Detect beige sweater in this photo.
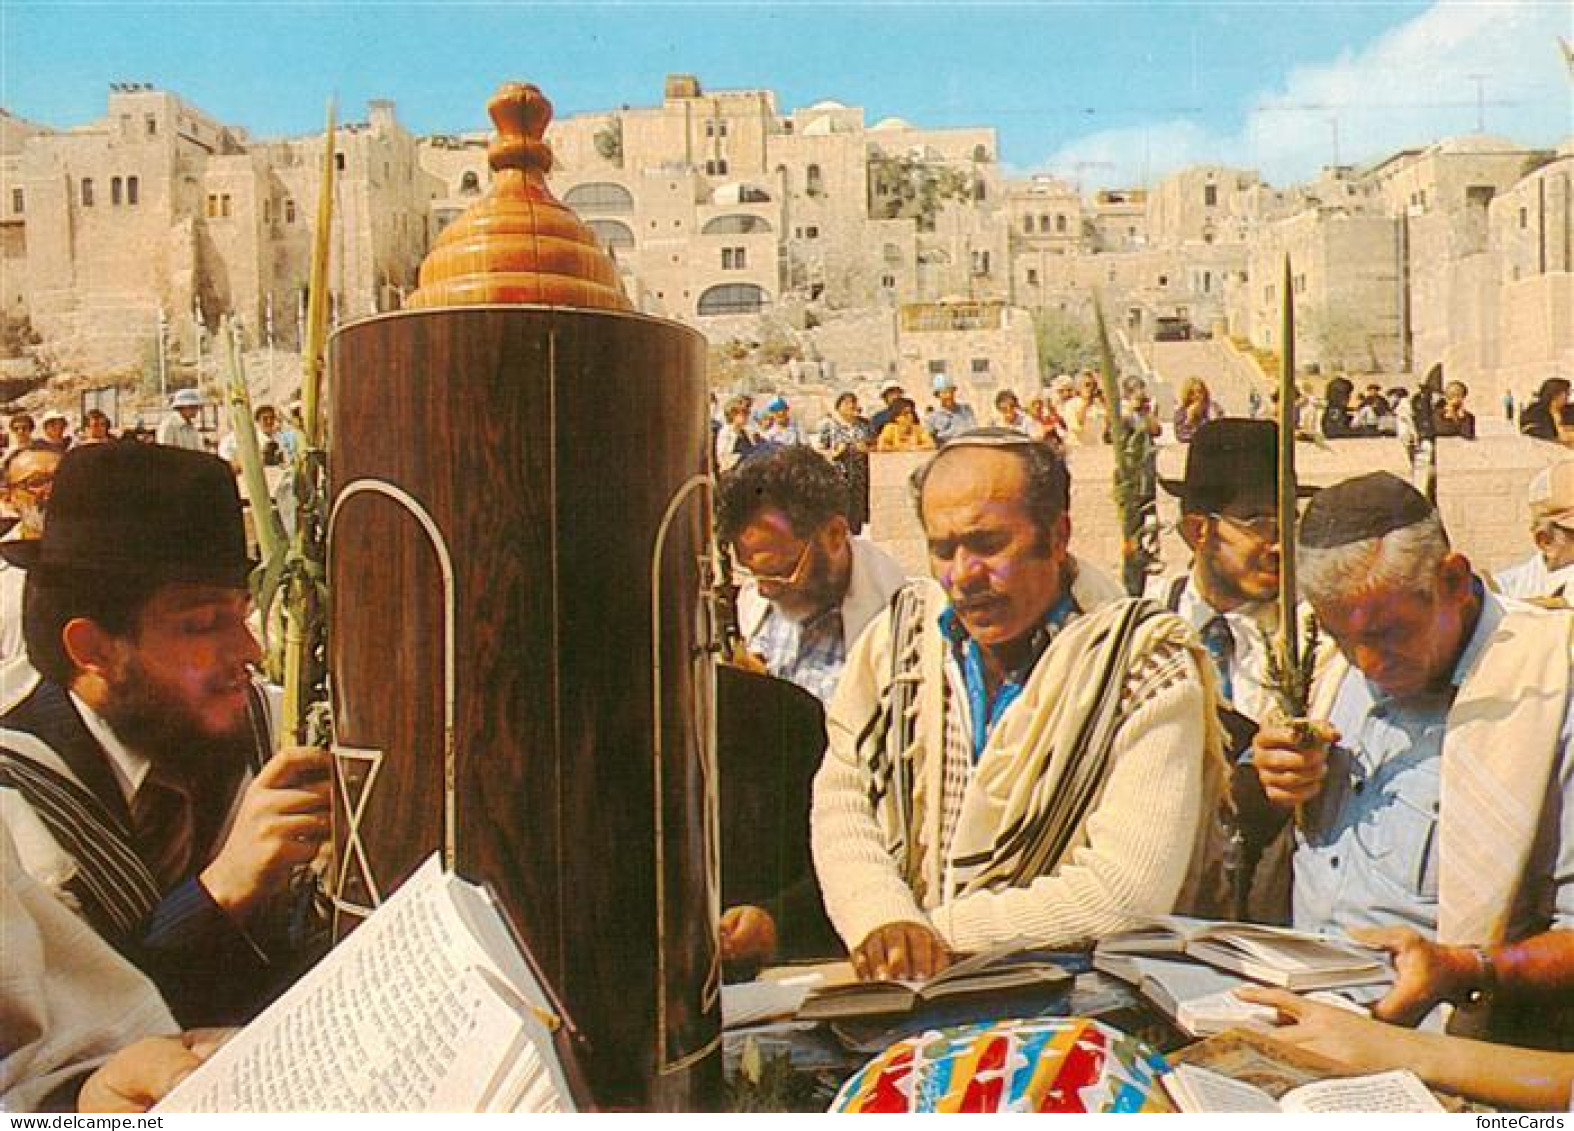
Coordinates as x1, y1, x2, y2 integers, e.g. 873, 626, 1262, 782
811, 568, 1220, 954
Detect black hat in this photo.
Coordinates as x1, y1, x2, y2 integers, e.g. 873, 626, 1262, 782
1160, 418, 1314, 514
0, 442, 252, 587
1299, 471, 1434, 549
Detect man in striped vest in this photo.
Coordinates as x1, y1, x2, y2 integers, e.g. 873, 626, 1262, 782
0, 443, 330, 1026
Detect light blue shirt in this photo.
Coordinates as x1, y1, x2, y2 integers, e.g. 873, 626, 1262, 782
925, 403, 977, 444
1293, 592, 1574, 939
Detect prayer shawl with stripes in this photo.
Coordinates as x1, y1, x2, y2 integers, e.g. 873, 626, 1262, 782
0, 679, 275, 1025
1307, 598, 1573, 949
820, 568, 1227, 950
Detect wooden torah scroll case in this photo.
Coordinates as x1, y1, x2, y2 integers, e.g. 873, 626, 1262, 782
326, 306, 720, 1110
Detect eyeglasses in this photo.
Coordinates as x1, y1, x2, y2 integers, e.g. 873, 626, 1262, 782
1208, 512, 1281, 543
732, 538, 814, 587
5, 473, 54, 494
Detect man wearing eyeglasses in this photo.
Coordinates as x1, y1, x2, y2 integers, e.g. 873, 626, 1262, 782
1156, 419, 1314, 921
716, 444, 907, 705
1493, 462, 1574, 605
1, 442, 63, 704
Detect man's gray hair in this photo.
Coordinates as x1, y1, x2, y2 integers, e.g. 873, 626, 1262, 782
1299, 511, 1451, 606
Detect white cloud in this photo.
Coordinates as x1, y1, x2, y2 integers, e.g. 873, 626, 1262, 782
1032, 1, 1572, 190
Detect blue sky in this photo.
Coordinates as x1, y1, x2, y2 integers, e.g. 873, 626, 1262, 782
2, 2, 1568, 187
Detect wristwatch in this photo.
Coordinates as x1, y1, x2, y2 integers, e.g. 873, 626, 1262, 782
1460, 944, 1497, 1007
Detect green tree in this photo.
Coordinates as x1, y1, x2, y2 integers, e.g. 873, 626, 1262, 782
1033, 308, 1099, 381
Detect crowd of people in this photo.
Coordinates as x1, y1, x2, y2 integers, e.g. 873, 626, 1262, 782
2, 370, 1572, 1113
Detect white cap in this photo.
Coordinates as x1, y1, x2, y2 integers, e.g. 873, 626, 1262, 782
170, 388, 204, 409
40, 410, 68, 425
932, 373, 956, 393
879, 379, 903, 397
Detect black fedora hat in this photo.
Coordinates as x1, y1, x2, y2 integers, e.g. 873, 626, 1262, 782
1160, 418, 1316, 514
0, 442, 252, 587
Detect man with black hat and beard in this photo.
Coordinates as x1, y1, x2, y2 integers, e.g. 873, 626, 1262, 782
1156, 418, 1313, 921
0, 443, 331, 1027
1253, 471, 1574, 1044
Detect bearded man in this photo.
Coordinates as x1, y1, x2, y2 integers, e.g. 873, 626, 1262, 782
0, 443, 330, 1026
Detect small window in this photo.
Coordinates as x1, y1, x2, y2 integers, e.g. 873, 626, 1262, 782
1056, 214, 1067, 233
1519, 207, 1529, 229
1023, 216, 1034, 234
881, 274, 896, 289
806, 164, 823, 197
127, 176, 138, 206
81, 178, 94, 207
335, 153, 346, 171
207, 193, 218, 218
1204, 184, 1218, 207
927, 360, 947, 375
805, 225, 819, 239
221, 194, 232, 218
145, 114, 157, 136
111, 177, 123, 206
1026, 268, 1039, 286
972, 145, 989, 162
971, 358, 990, 375
721, 246, 747, 270
1039, 214, 1051, 233
1158, 274, 1169, 287
459, 170, 480, 195
285, 199, 297, 223
10, 188, 21, 214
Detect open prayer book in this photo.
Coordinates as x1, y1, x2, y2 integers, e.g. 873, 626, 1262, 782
158, 854, 581, 1113
794, 944, 1071, 1023
1096, 916, 1391, 992
1163, 1064, 1444, 1114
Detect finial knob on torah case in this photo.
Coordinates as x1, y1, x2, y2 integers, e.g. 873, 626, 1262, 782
328, 82, 717, 1109
407, 82, 632, 310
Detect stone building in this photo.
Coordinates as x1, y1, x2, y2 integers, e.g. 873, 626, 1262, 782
0, 85, 433, 376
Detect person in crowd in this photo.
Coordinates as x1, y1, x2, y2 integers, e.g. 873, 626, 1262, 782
155, 389, 205, 452
1026, 393, 1066, 449
1066, 370, 1109, 446
717, 444, 906, 705
1354, 382, 1397, 435
715, 394, 763, 472
1157, 420, 1314, 919
868, 380, 907, 438
875, 397, 934, 452
7, 412, 36, 454
1252, 472, 1574, 1042
38, 411, 73, 455
1238, 987, 1574, 1111
759, 396, 803, 447
1398, 364, 1442, 502
78, 409, 115, 446
1494, 461, 1574, 603
1173, 376, 1224, 443
1520, 377, 1571, 444
0, 444, 331, 1026
1120, 375, 1162, 441
811, 429, 1225, 979
924, 374, 977, 444
1435, 379, 1477, 440
993, 389, 1032, 436
218, 403, 298, 472
0, 443, 62, 698
814, 391, 874, 536
1320, 376, 1370, 439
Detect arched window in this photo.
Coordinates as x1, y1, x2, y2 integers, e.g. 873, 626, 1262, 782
587, 218, 635, 249
972, 144, 990, 162
563, 182, 634, 214
697, 283, 767, 316
459, 170, 481, 195
701, 214, 773, 235
806, 164, 823, 197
